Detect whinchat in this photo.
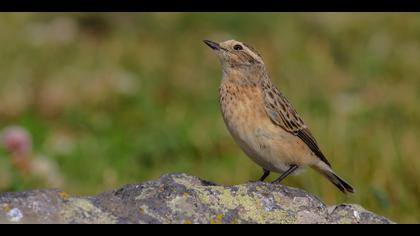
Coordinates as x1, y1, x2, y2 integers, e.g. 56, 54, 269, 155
204, 39, 354, 193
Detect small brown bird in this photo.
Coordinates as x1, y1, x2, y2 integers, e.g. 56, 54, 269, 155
204, 39, 354, 193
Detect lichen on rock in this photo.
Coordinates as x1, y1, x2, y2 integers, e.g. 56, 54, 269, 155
0, 173, 394, 224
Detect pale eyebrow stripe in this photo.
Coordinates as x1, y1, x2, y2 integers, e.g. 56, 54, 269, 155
242, 42, 262, 59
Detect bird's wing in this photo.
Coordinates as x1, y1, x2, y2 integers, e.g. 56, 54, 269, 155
261, 79, 331, 167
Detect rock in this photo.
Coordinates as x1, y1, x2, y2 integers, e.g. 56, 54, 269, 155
0, 173, 394, 224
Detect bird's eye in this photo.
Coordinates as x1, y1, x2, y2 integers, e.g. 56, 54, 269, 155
233, 44, 243, 50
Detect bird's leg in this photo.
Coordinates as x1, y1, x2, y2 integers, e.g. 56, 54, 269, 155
271, 165, 298, 184
259, 169, 270, 182
247, 169, 270, 183
259, 169, 270, 181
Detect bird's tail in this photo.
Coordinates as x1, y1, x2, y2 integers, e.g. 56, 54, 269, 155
313, 164, 354, 194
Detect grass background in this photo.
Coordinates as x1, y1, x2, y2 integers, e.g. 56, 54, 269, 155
0, 13, 419, 223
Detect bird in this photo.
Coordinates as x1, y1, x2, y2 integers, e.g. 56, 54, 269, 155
203, 39, 354, 193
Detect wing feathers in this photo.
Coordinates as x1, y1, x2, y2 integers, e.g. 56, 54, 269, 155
261, 79, 331, 167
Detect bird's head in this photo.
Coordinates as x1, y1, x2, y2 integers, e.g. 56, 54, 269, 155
204, 39, 264, 70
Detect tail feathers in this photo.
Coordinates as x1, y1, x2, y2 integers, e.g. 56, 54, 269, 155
326, 172, 354, 194
315, 166, 354, 194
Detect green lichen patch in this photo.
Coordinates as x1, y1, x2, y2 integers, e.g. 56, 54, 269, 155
59, 198, 118, 224
173, 176, 295, 224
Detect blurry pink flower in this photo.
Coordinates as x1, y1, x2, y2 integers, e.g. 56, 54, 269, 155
1, 126, 32, 155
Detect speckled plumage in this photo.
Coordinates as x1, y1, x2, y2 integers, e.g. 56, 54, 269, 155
204, 39, 354, 193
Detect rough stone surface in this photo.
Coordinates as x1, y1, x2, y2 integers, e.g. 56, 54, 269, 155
0, 173, 394, 224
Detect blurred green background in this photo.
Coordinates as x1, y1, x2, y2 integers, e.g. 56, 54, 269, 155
0, 13, 419, 223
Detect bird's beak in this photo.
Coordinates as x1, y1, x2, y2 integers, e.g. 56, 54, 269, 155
203, 40, 221, 50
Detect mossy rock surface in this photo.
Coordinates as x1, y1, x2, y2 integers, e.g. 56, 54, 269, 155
0, 173, 393, 224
